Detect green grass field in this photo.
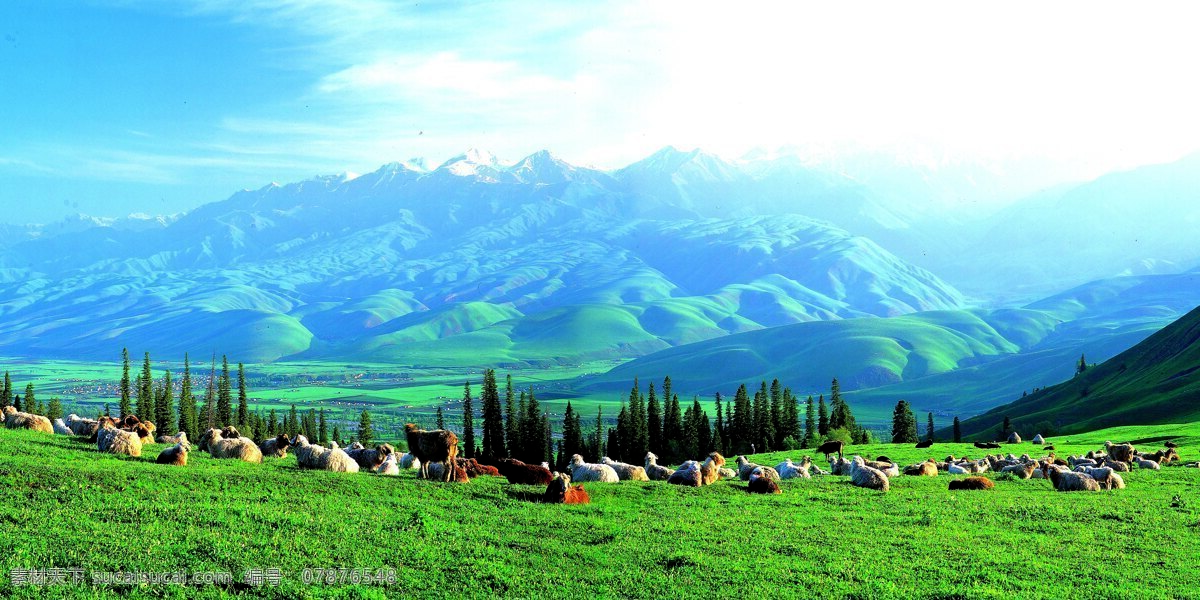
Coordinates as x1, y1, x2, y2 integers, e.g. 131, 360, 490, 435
2, 423, 1199, 599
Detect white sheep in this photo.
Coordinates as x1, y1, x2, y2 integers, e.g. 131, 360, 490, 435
198, 428, 263, 463
601, 457, 651, 481
946, 461, 968, 475
399, 452, 422, 470
776, 458, 812, 480
848, 455, 889, 492
570, 454, 619, 483
1137, 458, 1161, 471
292, 435, 358, 473
376, 452, 400, 476
735, 456, 781, 482
96, 421, 142, 457
644, 452, 675, 481
52, 418, 73, 436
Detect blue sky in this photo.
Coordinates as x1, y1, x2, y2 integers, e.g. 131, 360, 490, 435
2, 1, 1199, 224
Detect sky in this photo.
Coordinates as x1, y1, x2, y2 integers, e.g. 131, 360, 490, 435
1, 0, 1199, 224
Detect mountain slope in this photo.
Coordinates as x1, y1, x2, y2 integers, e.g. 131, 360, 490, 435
953, 302, 1200, 439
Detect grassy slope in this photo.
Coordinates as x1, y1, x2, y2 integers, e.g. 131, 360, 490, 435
2, 425, 1200, 599
956, 304, 1200, 439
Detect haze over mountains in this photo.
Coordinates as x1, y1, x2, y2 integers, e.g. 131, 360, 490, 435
1, 146, 1197, 423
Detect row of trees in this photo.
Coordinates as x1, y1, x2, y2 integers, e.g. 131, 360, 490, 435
460, 370, 554, 465
891, 400, 965, 444
1, 373, 62, 422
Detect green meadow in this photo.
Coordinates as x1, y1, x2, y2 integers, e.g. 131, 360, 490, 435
1, 423, 1199, 599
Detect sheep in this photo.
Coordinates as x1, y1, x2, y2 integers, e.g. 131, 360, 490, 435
457, 457, 501, 478
66, 414, 99, 437
376, 452, 400, 476
157, 431, 188, 445
405, 423, 458, 483
735, 456, 780, 482
1164, 441, 1179, 449
495, 458, 554, 485
1000, 461, 1036, 479
399, 452, 422, 470
1045, 465, 1101, 492
96, 421, 142, 457
699, 452, 726, 485
3, 406, 53, 434
865, 459, 900, 478
426, 461, 471, 482
600, 457, 651, 481
346, 443, 395, 471
814, 439, 844, 459
644, 453, 676, 481
1076, 466, 1125, 490
915, 439, 933, 449
847, 456, 889, 492
569, 454, 619, 483
748, 468, 782, 494
667, 460, 702, 487
1043, 445, 1056, 451
948, 477, 994, 490
1103, 460, 1130, 472
1104, 442, 1136, 463
135, 421, 157, 445
946, 461, 969, 475
827, 455, 852, 476
291, 435, 358, 472
543, 472, 590, 504
974, 441, 1001, 449
776, 458, 812, 480
52, 418, 73, 436
259, 434, 293, 458
197, 428, 263, 463
719, 467, 737, 480
903, 459, 939, 477
156, 440, 190, 466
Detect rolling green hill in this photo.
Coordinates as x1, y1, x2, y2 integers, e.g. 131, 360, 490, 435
954, 303, 1200, 439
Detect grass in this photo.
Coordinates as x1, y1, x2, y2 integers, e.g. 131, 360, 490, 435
2, 423, 1200, 599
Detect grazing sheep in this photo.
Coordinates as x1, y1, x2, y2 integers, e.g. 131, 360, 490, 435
776, 458, 812, 480
1032, 434, 1046, 445
52, 418, 73, 436
915, 439, 933, 449
903, 459, 939, 477
948, 477, 994, 490
814, 439, 845, 459
847, 456, 889, 492
291, 435, 358, 472
699, 452, 726, 485
1000, 461, 1037, 479
157, 431, 188, 445
405, 423, 459, 483
3, 406, 53, 434
667, 460, 703, 487
644, 452, 676, 481
259, 434, 293, 458
569, 454, 619, 483
735, 456, 780, 482
1045, 465, 1101, 492
96, 421, 142, 457
600, 457, 651, 481
376, 452, 400, 476
543, 473, 590, 504
495, 458, 554, 485
748, 468, 782, 494
156, 440, 190, 466
66, 414, 99, 437
346, 443, 395, 471
1104, 442, 1136, 463
198, 428, 263, 463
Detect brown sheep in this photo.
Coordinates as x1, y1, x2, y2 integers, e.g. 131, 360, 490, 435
948, 477, 994, 490
1104, 442, 1136, 463
156, 441, 190, 466
543, 473, 590, 504
259, 434, 293, 458
426, 461, 471, 483
457, 457, 501, 478
347, 443, 395, 470
903, 459, 939, 477
699, 452, 726, 486
747, 469, 782, 494
3, 406, 53, 434
405, 423, 459, 482
496, 458, 554, 485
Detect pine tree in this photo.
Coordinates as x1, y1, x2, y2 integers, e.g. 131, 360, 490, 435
926, 412, 935, 443
236, 363, 249, 428
592, 406, 604, 460
12, 393, 21, 413
694, 398, 711, 454
480, 369, 505, 459
1000, 415, 1012, 440
515, 391, 527, 459
681, 402, 699, 459
203, 355, 217, 429
562, 401, 583, 462
267, 409, 279, 437
614, 398, 629, 462
504, 374, 518, 457
664, 393, 683, 462
358, 410, 373, 446
157, 369, 174, 431
1076, 353, 1088, 376
628, 379, 647, 460
783, 388, 799, 447
543, 413, 552, 466
769, 379, 783, 448
752, 381, 770, 452
119, 348, 132, 418
713, 392, 725, 454
953, 416, 962, 443
461, 380, 475, 459
318, 408, 329, 445
817, 394, 829, 437
46, 397, 63, 421
1, 371, 11, 406
287, 404, 299, 437
803, 395, 816, 448
436, 406, 445, 430
331, 425, 341, 446
179, 354, 197, 439
646, 382, 662, 455
891, 400, 918, 443
198, 403, 212, 433
522, 388, 544, 463
23, 383, 35, 413
216, 356, 232, 427
827, 378, 856, 432
730, 384, 752, 454
135, 351, 152, 419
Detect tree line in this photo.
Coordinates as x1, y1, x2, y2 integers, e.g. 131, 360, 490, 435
1, 371, 63, 423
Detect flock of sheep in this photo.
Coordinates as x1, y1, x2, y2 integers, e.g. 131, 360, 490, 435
5, 404, 1196, 502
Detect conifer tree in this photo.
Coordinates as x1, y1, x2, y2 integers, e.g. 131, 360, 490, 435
681, 402, 699, 459
436, 406, 445, 430
203, 355, 217, 429
783, 388, 799, 445
817, 394, 829, 437
1000, 415, 1012, 440
119, 348, 132, 418
663, 393, 683, 461
926, 412, 936, 443
646, 382, 662, 455
614, 398, 629, 462
522, 388, 545, 463
1076, 353, 1088, 376
730, 384, 752, 453
198, 403, 213, 433
157, 369, 174, 431
953, 416, 962, 443
216, 355, 232, 427
304, 409, 318, 441
268, 408, 279, 437
752, 381, 769, 452
137, 352, 153, 419
236, 363, 249, 429
179, 354, 197, 439
504, 374, 518, 456
891, 400, 918, 443
358, 410, 373, 446
23, 383, 35, 413
769, 379, 783, 448
287, 404, 299, 437
562, 401, 583, 461
318, 408, 329, 444
461, 380, 476, 459
694, 398, 711, 454
480, 369, 505, 459
1, 371, 11, 406
713, 392, 725, 454
803, 395, 816, 448
331, 425, 341, 446
628, 379, 647, 460
592, 406, 604, 460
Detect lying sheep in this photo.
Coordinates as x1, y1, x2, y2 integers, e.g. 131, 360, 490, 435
570, 454, 619, 483
426, 461, 471, 482
496, 458, 553, 485
699, 453, 726, 486
376, 452, 400, 476
848, 456, 889, 492
96, 421, 142, 457
735, 456, 780, 482
948, 477, 994, 490
1075, 465, 1125, 490
1000, 462, 1036, 479
291, 435, 357, 473
346, 443, 394, 471
748, 468, 782, 494
157, 431, 188, 445
1045, 465, 1101, 492
543, 472, 589, 504
828, 455, 851, 476
667, 460, 702, 487
399, 453, 422, 470
66, 414, 99, 437
457, 457, 500, 478
259, 434, 292, 458
3, 406, 53, 434
719, 467, 737, 480
199, 428, 263, 463
156, 440, 190, 466
644, 452, 675, 481
601, 457, 650, 481
52, 418, 73, 436
903, 459, 939, 477
776, 458, 812, 480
